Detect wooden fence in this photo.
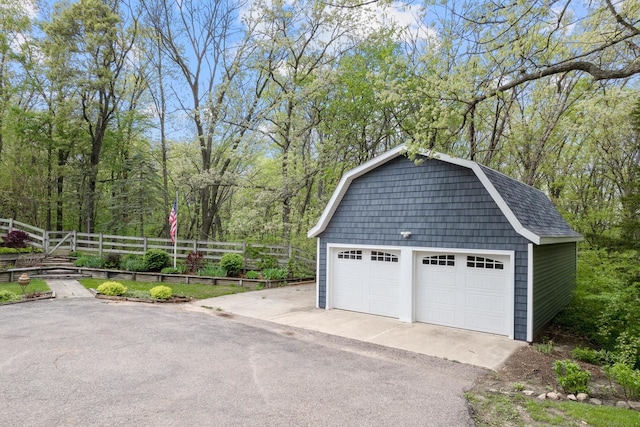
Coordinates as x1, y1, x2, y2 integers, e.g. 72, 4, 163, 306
0, 218, 316, 272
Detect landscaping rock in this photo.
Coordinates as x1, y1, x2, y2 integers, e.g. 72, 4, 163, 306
628, 401, 640, 411
589, 398, 602, 405
523, 390, 535, 396
576, 393, 589, 402
546, 392, 560, 400
616, 401, 630, 409
537, 393, 547, 400
567, 394, 577, 401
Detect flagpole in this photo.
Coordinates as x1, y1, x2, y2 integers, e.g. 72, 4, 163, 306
173, 191, 178, 269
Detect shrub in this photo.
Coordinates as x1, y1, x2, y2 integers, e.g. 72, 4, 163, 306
186, 252, 204, 274
104, 253, 121, 269
0, 289, 19, 302
150, 285, 172, 300
220, 253, 243, 277
68, 251, 82, 258
554, 360, 591, 394
535, 339, 554, 354
255, 282, 266, 290
605, 363, 640, 401
175, 263, 187, 274
119, 256, 147, 272
74, 255, 105, 268
161, 267, 179, 274
262, 267, 288, 281
2, 230, 29, 248
258, 255, 279, 270
246, 270, 260, 279
144, 249, 170, 271
96, 281, 127, 296
198, 263, 227, 277
572, 346, 610, 365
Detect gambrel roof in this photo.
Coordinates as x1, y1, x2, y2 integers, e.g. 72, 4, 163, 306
308, 145, 582, 245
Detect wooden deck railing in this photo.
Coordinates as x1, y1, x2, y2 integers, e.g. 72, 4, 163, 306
0, 218, 316, 272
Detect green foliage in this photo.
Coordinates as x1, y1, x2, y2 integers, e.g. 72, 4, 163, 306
198, 263, 227, 277
246, 270, 260, 279
219, 253, 243, 277
554, 360, 591, 394
144, 249, 170, 271
534, 339, 554, 354
0, 289, 19, 302
149, 285, 172, 299
246, 245, 279, 270
0, 247, 41, 254
104, 253, 121, 269
74, 255, 105, 268
68, 251, 82, 258
123, 289, 150, 299
119, 255, 147, 272
262, 268, 288, 281
255, 283, 266, 290
571, 346, 612, 366
604, 363, 640, 401
555, 249, 640, 367
286, 257, 314, 278
175, 263, 187, 274
96, 281, 127, 296
161, 267, 179, 274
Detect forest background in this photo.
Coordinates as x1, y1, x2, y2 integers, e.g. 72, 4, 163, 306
0, 0, 638, 255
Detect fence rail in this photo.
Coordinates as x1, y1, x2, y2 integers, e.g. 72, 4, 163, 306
0, 218, 316, 273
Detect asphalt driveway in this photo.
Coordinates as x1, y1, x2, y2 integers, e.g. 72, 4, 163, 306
0, 298, 484, 426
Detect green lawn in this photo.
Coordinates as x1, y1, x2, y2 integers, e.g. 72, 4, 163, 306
0, 279, 50, 295
78, 278, 247, 299
467, 392, 640, 427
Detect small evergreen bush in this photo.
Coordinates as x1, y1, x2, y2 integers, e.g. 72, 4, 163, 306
220, 253, 243, 277
0, 289, 19, 302
2, 230, 29, 248
246, 270, 260, 279
198, 263, 227, 277
96, 281, 127, 296
74, 255, 105, 268
262, 267, 288, 281
119, 256, 147, 272
554, 359, 591, 394
104, 253, 121, 269
150, 285, 172, 300
144, 249, 170, 271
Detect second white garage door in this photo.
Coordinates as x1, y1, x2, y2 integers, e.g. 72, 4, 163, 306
415, 252, 511, 336
331, 248, 400, 318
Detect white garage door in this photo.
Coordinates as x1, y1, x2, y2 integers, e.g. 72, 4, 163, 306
331, 248, 400, 318
415, 252, 510, 335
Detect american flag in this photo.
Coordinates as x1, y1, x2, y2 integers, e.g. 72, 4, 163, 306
169, 198, 178, 244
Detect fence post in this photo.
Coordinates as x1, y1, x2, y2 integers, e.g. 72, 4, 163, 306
8, 218, 13, 233
288, 245, 293, 259
98, 233, 103, 258
143, 237, 148, 254
242, 242, 246, 271
193, 240, 197, 253
72, 230, 77, 252
44, 230, 49, 255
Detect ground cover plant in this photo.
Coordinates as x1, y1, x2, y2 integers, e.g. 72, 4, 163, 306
79, 278, 246, 299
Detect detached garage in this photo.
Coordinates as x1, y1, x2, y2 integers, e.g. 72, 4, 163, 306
308, 145, 582, 342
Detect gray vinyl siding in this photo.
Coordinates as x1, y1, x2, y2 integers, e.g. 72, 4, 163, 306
532, 242, 577, 336
317, 156, 531, 341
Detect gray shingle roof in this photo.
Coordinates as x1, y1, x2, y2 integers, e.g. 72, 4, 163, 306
479, 165, 582, 239
308, 145, 582, 244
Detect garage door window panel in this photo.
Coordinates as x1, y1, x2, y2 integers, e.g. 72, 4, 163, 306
371, 251, 398, 262
467, 255, 504, 270
337, 250, 362, 260
422, 254, 455, 266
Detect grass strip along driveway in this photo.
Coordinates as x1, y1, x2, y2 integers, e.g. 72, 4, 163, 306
78, 278, 246, 300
